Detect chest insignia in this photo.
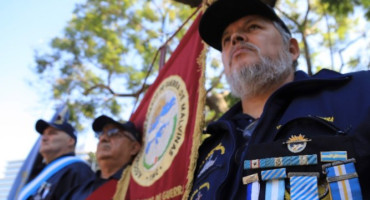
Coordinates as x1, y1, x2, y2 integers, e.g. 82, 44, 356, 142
284, 134, 311, 153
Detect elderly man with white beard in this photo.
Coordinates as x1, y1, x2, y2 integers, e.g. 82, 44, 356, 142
62, 115, 141, 200
190, 0, 370, 199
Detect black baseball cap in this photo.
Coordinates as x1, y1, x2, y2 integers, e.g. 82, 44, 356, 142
199, 0, 291, 51
35, 119, 77, 142
92, 115, 141, 143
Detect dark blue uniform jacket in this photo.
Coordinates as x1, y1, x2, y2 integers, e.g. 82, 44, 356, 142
29, 153, 94, 200
62, 166, 125, 200
190, 69, 370, 199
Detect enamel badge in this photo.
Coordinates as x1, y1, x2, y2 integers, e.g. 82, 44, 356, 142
284, 134, 311, 153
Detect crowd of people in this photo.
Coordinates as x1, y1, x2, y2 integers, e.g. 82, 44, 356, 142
16, 0, 369, 199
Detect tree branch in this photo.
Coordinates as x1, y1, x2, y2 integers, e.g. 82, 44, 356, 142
303, 0, 311, 28
83, 83, 149, 98
277, 8, 300, 29
277, 2, 313, 75
206, 70, 224, 94
322, 5, 335, 70
338, 32, 366, 72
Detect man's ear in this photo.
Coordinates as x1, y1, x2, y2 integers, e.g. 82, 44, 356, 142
68, 137, 76, 147
289, 38, 300, 61
130, 142, 141, 156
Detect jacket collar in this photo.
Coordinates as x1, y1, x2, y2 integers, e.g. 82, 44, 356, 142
212, 69, 351, 124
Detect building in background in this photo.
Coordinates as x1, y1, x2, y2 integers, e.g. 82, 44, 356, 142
0, 160, 23, 200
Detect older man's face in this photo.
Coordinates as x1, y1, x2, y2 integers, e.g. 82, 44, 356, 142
221, 15, 285, 74
40, 126, 74, 159
221, 15, 294, 98
96, 123, 138, 165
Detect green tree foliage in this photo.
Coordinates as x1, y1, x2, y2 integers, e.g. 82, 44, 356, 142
34, 0, 196, 129
33, 0, 369, 129
277, 0, 369, 75
321, 0, 370, 19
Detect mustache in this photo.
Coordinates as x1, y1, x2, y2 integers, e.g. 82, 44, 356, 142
98, 142, 111, 149
229, 42, 260, 66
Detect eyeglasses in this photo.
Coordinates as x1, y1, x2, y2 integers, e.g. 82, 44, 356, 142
95, 128, 136, 141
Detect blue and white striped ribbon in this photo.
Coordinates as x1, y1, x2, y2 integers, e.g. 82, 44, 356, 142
326, 162, 363, 200
243, 173, 260, 200
244, 154, 317, 170
265, 179, 285, 200
261, 168, 286, 181
290, 176, 319, 200
246, 182, 260, 200
321, 151, 347, 162
262, 168, 286, 200
17, 156, 86, 200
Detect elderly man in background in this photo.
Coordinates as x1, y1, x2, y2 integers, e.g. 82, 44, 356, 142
63, 115, 141, 200
18, 109, 93, 200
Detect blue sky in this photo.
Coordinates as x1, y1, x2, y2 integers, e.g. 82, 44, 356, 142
0, 0, 96, 174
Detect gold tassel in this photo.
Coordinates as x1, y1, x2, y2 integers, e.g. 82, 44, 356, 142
181, 37, 208, 200
113, 165, 132, 200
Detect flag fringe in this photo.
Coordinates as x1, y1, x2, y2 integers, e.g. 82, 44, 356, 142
182, 42, 208, 200
113, 165, 131, 200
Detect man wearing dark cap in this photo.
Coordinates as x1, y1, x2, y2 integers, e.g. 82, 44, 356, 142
62, 115, 141, 200
17, 109, 93, 200
191, 0, 370, 199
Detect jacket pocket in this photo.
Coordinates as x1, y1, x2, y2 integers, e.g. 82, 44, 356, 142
275, 115, 349, 140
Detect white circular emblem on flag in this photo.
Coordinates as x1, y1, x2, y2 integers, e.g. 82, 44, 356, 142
132, 75, 189, 186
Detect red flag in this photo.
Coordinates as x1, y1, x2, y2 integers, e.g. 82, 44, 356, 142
116, 13, 205, 199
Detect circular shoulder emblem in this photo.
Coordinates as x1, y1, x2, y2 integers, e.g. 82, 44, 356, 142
132, 75, 189, 186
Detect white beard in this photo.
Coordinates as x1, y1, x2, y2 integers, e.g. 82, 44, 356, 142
225, 43, 293, 99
